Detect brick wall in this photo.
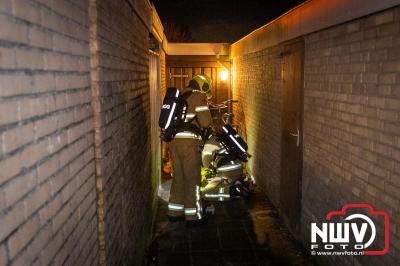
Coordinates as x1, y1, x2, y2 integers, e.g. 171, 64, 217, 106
232, 6, 400, 266
232, 46, 283, 206
302, 7, 400, 265
89, 0, 153, 265
0, 0, 97, 265
0, 0, 157, 265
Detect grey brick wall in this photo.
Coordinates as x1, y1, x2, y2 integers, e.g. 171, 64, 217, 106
0, 0, 97, 265
89, 0, 153, 265
302, 7, 400, 266
232, 46, 283, 206
0, 0, 156, 265
232, 6, 400, 266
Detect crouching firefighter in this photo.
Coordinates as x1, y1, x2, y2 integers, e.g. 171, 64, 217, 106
159, 75, 212, 225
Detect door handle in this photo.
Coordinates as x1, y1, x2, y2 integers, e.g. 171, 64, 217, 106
289, 129, 300, 147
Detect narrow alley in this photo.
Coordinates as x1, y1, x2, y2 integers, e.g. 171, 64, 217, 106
148, 186, 313, 266
0, 0, 399, 266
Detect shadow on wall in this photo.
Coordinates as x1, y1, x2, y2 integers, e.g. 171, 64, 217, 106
233, 46, 283, 207
124, 88, 153, 265
101, 84, 153, 265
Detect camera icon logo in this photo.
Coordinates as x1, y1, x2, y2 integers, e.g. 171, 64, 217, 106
311, 204, 390, 256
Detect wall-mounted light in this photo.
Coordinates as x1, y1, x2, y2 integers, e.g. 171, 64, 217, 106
220, 70, 228, 81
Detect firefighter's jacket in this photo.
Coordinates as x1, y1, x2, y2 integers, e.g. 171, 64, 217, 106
175, 87, 212, 139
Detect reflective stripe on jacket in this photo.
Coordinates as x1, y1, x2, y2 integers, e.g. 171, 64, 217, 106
175, 131, 202, 140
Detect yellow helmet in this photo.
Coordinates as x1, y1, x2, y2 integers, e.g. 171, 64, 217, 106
188, 74, 212, 99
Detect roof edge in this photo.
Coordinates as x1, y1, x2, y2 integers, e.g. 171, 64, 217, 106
231, 0, 400, 58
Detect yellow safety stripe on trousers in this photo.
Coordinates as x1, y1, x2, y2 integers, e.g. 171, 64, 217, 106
204, 193, 230, 198
185, 186, 202, 219
195, 185, 202, 219
204, 193, 230, 201
175, 131, 201, 140
168, 203, 184, 211
204, 187, 230, 201
195, 105, 209, 112
184, 208, 197, 215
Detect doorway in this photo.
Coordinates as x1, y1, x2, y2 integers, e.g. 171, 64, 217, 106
280, 40, 304, 235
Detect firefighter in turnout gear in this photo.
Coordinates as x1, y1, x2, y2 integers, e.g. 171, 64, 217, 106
168, 75, 212, 224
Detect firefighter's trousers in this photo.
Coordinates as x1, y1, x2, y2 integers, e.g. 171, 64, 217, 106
168, 137, 203, 221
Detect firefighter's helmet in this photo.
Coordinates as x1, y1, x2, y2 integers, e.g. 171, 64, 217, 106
189, 74, 212, 99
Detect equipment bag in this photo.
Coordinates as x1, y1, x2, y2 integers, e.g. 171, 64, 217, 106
219, 124, 248, 161
158, 87, 193, 142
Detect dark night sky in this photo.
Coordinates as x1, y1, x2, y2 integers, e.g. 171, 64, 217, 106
152, 0, 305, 43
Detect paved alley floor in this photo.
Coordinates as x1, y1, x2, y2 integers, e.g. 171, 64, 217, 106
147, 186, 315, 266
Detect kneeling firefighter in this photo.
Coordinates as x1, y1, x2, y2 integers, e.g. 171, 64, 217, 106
159, 75, 212, 224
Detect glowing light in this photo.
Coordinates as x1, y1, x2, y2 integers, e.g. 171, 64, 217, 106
220, 70, 228, 81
